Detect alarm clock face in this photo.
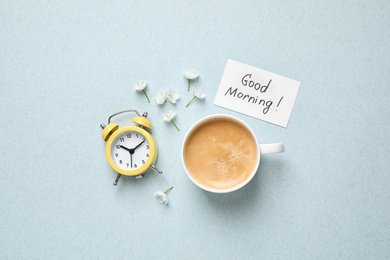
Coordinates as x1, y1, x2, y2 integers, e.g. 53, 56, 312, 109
110, 131, 151, 171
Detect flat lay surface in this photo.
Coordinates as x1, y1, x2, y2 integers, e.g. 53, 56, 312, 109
1, 0, 390, 259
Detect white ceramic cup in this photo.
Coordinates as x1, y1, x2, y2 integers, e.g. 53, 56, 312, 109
181, 114, 284, 193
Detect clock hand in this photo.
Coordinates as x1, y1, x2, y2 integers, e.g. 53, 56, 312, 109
130, 152, 133, 168
132, 140, 145, 151
129, 148, 135, 168
119, 145, 131, 152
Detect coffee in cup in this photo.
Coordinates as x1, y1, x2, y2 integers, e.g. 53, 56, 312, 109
182, 114, 284, 193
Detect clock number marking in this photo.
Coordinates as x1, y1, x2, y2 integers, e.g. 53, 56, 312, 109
126, 163, 129, 168
127, 134, 131, 138
120, 138, 124, 142
146, 145, 149, 149
119, 160, 122, 164
115, 153, 118, 157
146, 153, 149, 157
136, 134, 138, 138
142, 160, 145, 164
134, 164, 137, 168
116, 145, 121, 149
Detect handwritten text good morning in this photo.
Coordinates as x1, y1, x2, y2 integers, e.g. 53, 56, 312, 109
214, 59, 300, 127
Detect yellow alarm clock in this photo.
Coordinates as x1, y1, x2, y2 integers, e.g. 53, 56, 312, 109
100, 109, 162, 185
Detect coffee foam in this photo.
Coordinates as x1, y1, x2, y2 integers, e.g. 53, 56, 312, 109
183, 118, 258, 190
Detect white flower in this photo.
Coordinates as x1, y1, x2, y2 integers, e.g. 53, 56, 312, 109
162, 110, 176, 122
193, 88, 206, 99
186, 88, 206, 107
163, 111, 180, 131
184, 70, 199, 91
154, 191, 169, 204
134, 81, 150, 103
154, 91, 166, 105
166, 88, 180, 103
184, 70, 199, 80
134, 81, 147, 91
154, 186, 173, 205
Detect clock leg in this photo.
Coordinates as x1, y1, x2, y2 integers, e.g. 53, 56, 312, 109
150, 164, 163, 174
113, 173, 121, 186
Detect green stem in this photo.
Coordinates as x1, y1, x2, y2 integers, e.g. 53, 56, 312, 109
164, 186, 174, 194
187, 79, 191, 91
171, 119, 180, 131
186, 96, 197, 107
142, 89, 150, 103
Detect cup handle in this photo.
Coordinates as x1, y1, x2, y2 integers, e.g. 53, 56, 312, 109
259, 143, 284, 154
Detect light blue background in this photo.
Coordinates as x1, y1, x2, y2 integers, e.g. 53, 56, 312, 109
1, 0, 389, 259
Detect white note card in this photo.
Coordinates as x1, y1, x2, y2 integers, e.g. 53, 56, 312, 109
214, 59, 300, 128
